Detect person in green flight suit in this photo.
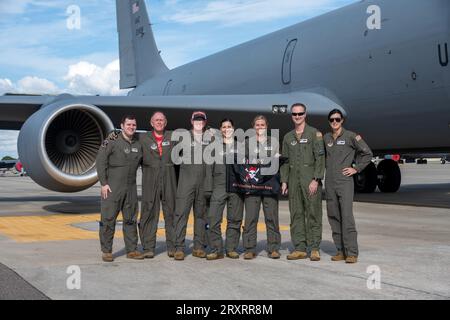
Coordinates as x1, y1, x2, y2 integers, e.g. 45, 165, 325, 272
242, 115, 281, 260
139, 111, 177, 258
205, 118, 244, 260
324, 109, 373, 264
96, 115, 144, 262
173, 111, 212, 260
280, 103, 325, 261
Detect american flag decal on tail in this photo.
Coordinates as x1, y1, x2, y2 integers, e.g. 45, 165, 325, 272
132, 1, 139, 14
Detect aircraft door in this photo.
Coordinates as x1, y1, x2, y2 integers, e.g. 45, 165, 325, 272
282, 39, 297, 85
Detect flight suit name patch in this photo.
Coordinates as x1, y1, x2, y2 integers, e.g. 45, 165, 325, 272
300, 139, 308, 144
162, 141, 170, 146
131, 148, 139, 153
337, 140, 346, 145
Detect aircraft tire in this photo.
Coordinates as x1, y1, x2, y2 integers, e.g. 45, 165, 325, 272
377, 159, 401, 193
354, 162, 377, 193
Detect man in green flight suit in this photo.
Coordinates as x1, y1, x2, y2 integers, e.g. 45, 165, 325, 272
96, 115, 144, 262
139, 111, 178, 258
281, 103, 325, 261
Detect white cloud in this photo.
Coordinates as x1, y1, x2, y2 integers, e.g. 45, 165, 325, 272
0, 79, 15, 94
0, 59, 128, 158
0, 76, 59, 95
0, 0, 32, 15
0, 59, 127, 96
0, 130, 19, 159
64, 59, 127, 95
163, 0, 334, 26
17, 76, 60, 94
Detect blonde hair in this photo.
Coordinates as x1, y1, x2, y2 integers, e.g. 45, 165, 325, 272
251, 115, 268, 128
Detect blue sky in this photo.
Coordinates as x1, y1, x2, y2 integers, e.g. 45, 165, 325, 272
0, 0, 355, 159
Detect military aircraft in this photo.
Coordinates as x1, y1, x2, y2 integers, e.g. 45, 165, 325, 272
0, 159, 18, 171
0, 0, 449, 193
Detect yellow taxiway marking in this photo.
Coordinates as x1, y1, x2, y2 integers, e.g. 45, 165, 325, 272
0, 213, 289, 243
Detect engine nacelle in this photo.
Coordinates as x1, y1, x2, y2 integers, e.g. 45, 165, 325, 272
18, 99, 114, 192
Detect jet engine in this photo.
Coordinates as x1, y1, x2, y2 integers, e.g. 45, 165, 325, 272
18, 99, 114, 192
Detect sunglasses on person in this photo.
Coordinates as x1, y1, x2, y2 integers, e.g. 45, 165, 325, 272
291, 112, 306, 117
329, 117, 342, 123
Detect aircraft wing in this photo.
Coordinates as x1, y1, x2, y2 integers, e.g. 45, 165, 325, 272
0, 91, 344, 130
1, 90, 343, 192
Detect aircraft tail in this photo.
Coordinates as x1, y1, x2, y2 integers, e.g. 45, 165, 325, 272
116, 0, 168, 89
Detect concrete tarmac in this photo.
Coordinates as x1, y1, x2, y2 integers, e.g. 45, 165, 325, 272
0, 164, 449, 300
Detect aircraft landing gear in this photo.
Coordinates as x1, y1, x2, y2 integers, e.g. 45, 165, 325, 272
376, 159, 402, 193
354, 159, 401, 193
354, 162, 377, 193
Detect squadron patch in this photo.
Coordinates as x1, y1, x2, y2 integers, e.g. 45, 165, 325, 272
316, 132, 323, 139
327, 142, 334, 148
151, 143, 158, 150
291, 141, 297, 146
355, 135, 362, 142
124, 148, 130, 154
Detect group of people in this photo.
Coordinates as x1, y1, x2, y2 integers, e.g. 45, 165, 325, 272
95, 103, 373, 264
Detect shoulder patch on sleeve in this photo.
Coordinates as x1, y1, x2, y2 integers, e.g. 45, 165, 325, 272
316, 132, 323, 138
101, 139, 109, 148
107, 130, 120, 141
355, 135, 362, 142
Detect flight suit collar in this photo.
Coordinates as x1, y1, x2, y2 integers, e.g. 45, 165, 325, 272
291, 123, 312, 141
334, 127, 346, 140
148, 130, 171, 156
119, 132, 138, 144
148, 130, 168, 144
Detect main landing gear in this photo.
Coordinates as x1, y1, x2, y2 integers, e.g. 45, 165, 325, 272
354, 159, 401, 193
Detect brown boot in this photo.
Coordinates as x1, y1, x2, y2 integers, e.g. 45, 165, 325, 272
192, 249, 207, 258
287, 251, 307, 260
206, 252, 224, 260
167, 250, 175, 258
174, 251, 185, 260
142, 251, 154, 259
126, 251, 144, 260
243, 252, 256, 260
268, 251, 281, 259
345, 256, 358, 264
310, 250, 321, 261
102, 253, 114, 262
226, 251, 240, 259
331, 251, 346, 261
